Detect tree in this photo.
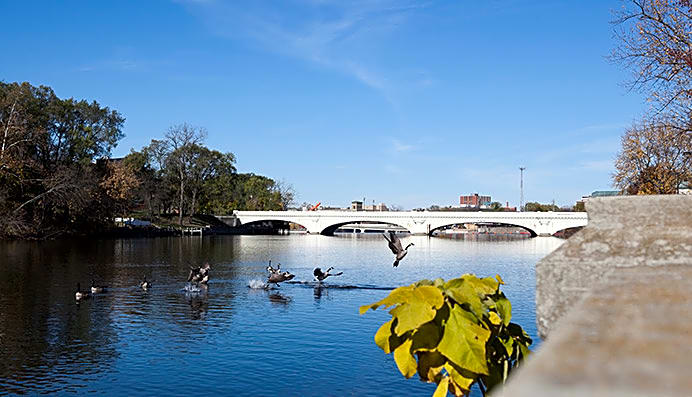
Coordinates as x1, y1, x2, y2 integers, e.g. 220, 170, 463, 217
0, 81, 124, 238
123, 149, 159, 220
198, 152, 237, 215
100, 160, 141, 216
612, 0, 692, 117
163, 124, 207, 230
236, 173, 283, 210
187, 145, 236, 216
614, 118, 692, 194
273, 180, 296, 210
489, 202, 503, 211
524, 202, 559, 212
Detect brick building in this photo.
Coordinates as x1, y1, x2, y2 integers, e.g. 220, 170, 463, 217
459, 193, 491, 208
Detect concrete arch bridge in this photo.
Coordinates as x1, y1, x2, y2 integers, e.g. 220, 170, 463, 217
232, 210, 588, 237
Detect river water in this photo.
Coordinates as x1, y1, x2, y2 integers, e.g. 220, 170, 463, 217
0, 234, 563, 396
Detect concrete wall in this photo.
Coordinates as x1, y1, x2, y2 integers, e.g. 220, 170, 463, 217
496, 195, 692, 397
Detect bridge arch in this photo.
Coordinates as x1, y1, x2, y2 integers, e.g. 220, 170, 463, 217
428, 221, 538, 237
238, 218, 310, 233
320, 220, 411, 236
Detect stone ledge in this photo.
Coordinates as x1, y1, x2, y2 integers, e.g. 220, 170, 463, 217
496, 195, 692, 397
495, 264, 692, 397
536, 195, 692, 337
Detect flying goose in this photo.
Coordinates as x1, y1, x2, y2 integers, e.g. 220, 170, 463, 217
383, 231, 414, 267
266, 263, 295, 287
188, 263, 211, 284
313, 267, 343, 282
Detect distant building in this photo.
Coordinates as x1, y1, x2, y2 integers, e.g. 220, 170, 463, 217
576, 190, 622, 209
363, 203, 389, 211
351, 201, 363, 211
580, 190, 621, 203
459, 193, 491, 209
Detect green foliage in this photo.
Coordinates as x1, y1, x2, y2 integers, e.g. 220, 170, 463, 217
524, 202, 559, 212
489, 202, 503, 211
127, 132, 290, 220
0, 81, 125, 237
0, 80, 295, 238
360, 274, 532, 397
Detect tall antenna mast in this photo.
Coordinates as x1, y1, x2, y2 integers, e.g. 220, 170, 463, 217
519, 167, 526, 211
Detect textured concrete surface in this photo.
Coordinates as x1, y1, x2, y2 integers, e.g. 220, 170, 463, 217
536, 195, 692, 337
495, 195, 692, 397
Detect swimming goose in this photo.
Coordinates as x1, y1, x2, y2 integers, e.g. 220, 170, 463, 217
313, 267, 343, 282
90, 279, 106, 294
140, 276, 151, 290
75, 283, 90, 301
383, 231, 414, 267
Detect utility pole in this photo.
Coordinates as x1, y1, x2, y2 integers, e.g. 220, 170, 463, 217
519, 167, 526, 212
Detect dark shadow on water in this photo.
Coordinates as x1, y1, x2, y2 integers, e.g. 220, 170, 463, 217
268, 292, 292, 305
286, 280, 395, 291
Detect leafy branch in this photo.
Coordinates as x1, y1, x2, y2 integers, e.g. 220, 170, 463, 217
360, 274, 532, 396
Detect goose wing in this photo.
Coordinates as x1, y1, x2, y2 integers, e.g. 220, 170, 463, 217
382, 233, 399, 255
389, 231, 404, 252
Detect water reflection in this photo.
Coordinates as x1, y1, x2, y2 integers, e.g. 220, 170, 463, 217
268, 292, 292, 305
0, 234, 563, 395
313, 284, 327, 301
183, 284, 209, 320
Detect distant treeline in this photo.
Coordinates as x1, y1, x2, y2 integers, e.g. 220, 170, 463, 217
0, 81, 293, 239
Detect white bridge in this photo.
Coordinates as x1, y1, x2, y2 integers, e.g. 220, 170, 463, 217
232, 210, 588, 237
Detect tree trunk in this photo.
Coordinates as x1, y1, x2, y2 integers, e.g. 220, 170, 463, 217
178, 170, 185, 235
147, 192, 154, 221
1, 101, 16, 161
190, 189, 197, 219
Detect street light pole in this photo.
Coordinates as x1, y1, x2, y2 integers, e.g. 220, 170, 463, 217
519, 167, 526, 212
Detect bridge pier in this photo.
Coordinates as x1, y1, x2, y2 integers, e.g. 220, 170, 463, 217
406, 223, 431, 236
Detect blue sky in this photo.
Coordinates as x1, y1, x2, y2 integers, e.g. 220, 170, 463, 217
1, 1, 646, 209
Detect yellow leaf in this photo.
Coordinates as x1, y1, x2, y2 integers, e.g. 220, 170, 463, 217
488, 312, 502, 326
432, 376, 450, 397
393, 339, 418, 379
413, 285, 445, 309
374, 319, 395, 353
437, 305, 490, 375
359, 285, 414, 314
391, 301, 436, 335
444, 363, 475, 394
